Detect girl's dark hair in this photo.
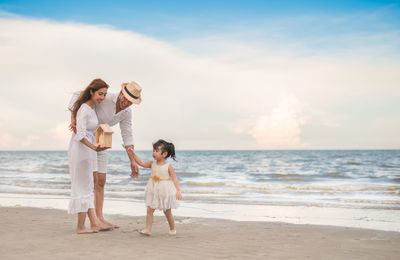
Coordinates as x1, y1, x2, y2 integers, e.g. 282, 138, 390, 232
70, 78, 109, 118
153, 139, 176, 161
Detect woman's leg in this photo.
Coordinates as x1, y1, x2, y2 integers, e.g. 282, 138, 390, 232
163, 209, 176, 235
87, 208, 100, 232
76, 212, 95, 234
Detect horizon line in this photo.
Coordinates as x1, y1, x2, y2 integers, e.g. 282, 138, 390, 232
1, 148, 399, 152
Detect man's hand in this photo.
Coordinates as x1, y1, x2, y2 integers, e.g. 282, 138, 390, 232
69, 116, 77, 133
130, 160, 139, 178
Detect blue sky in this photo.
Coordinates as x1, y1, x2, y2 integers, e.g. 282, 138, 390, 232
2, 0, 399, 59
2, 0, 399, 39
0, 1, 400, 150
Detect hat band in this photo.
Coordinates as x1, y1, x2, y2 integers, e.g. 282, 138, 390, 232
124, 86, 140, 100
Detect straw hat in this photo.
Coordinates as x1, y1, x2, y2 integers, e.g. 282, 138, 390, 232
121, 81, 142, 104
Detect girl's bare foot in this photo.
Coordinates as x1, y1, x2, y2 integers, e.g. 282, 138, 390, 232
168, 230, 177, 236
138, 229, 151, 236
76, 228, 96, 234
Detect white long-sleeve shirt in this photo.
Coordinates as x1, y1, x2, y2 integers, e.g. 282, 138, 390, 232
68, 91, 134, 147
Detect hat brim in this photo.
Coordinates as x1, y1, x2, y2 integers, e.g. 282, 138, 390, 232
121, 83, 142, 104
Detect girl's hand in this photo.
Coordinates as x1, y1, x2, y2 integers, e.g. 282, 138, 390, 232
176, 190, 182, 200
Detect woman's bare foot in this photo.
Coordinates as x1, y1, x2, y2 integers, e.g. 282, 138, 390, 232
138, 229, 151, 236
168, 230, 177, 236
76, 228, 96, 234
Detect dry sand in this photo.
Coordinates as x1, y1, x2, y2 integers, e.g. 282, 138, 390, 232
1, 206, 399, 260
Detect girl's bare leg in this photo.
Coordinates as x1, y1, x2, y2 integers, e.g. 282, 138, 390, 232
76, 212, 95, 234
139, 207, 155, 235
163, 209, 176, 235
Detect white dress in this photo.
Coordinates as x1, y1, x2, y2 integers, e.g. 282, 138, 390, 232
145, 162, 179, 210
68, 103, 98, 214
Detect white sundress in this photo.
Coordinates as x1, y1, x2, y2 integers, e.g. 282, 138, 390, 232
68, 103, 98, 214
144, 162, 179, 210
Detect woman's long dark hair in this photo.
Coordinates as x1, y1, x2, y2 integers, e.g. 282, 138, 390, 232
70, 78, 109, 118
153, 139, 176, 161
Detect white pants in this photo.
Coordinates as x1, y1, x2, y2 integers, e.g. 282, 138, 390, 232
94, 150, 107, 173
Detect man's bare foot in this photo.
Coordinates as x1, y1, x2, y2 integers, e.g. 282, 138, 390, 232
100, 218, 119, 229
98, 222, 114, 231
112, 224, 120, 229
138, 229, 151, 236
91, 225, 100, 232
91, 223, 107, 232
76, 228, 96, 234
169, 230, 177, 236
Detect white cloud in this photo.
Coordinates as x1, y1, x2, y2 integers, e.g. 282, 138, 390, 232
234, 94, 307, 148
0, 133, 18, 148
49, 122, 70, 147
0, 133, 41, 149
0, 14, 400, 150
251, 94, 305, 147
21, 135, 40, 146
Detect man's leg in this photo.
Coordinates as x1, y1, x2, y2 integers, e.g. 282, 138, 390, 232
94, 171, 106, 220
93, 172, 116, 228
94, 150, 119, 228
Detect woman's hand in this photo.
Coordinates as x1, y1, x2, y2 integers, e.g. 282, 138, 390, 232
92, 144, 109, 152
176, 190, 182, 200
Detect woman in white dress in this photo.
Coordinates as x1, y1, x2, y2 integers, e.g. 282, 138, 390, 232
68, 79, 109, 234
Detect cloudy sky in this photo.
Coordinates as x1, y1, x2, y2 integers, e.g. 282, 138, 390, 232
1, 0, 399, 150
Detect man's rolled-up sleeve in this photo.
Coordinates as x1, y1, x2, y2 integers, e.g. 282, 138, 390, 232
120, 109, 134, 147
68, 91, 82, 110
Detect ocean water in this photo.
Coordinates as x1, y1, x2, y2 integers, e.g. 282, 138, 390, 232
0, 150, 399, 210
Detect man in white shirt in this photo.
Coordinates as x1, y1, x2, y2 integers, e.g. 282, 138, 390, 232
69, 81, 142, 229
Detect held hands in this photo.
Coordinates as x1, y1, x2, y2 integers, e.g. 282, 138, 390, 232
130, 161, 139, 179
176, 190, 182, 200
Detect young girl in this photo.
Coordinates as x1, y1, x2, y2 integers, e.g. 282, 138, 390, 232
68, 78, 110, 234
131, 139, 182, 236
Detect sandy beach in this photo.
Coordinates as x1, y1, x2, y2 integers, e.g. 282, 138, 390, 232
1, 206, 399, 260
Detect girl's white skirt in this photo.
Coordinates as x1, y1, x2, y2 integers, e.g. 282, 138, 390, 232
144, 179, 179, 210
